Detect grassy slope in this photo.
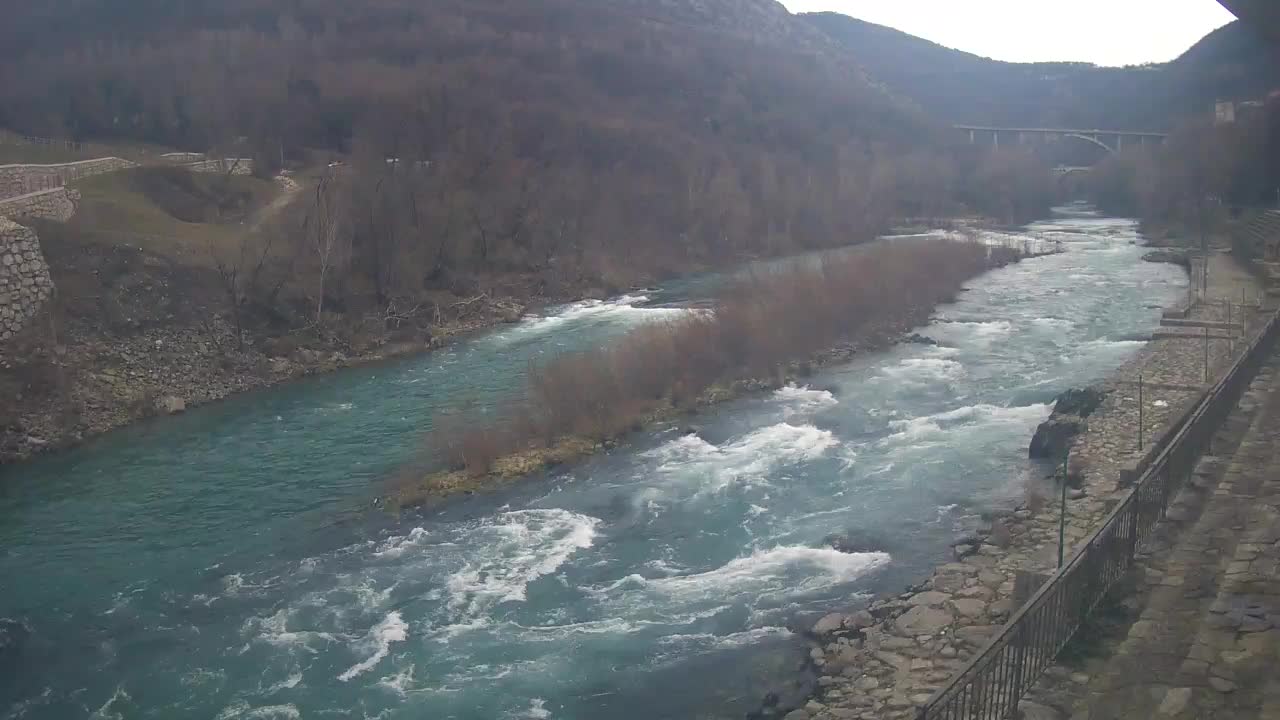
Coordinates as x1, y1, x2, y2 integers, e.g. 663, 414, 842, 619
66, 168, 279, 264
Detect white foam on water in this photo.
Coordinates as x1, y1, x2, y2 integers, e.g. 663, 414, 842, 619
881, 357, 965, 385
643, 546, 890, 603
214, 701, 302, 720
347, 578, 398, 611
883, 403, 1051, 447
524, 698, 552, 719
773, 384, 838, 418
372, 526, 430, 559
244, 705, 301, 720
1031, 317, 1075, 330
2, 686, 52, 719
424, 617, 494, 643
444, 509, 600, 619
1086, 338, 1147, 350
494, 294, 693, 343
644, 558, 687, 576
243, 609, 338, 654
658, 626, 794, 650
88, 686, 131, 720
262, 672, 302, 694
181, 668, 227, 687
647, 423, 838, 495
221, 573, 247, 595
337, 611, 409, 682
378, 664, 416, 696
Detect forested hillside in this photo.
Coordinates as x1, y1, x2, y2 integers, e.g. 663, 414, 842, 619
803, 13, 1280, 131
0, 0, 1055, 306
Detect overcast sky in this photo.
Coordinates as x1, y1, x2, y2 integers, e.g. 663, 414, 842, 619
779, 0, 1236, 66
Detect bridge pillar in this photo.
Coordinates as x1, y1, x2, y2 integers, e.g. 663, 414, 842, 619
993, 131, 999, 148
1117, 135, 1124, 151
969, 129, 975, 144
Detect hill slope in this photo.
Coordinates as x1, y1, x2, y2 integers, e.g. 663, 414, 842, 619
803, 13, 1280, 131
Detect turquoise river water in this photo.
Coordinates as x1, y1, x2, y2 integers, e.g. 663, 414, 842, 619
0, 208, 1186, 720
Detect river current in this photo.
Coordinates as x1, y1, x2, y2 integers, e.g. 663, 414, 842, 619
0, 208, 1186, 720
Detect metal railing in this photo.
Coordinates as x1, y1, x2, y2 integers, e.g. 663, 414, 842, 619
917, 307, 1280, 720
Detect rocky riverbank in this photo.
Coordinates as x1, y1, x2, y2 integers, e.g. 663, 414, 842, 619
777, 251, 1266, 720
0, 291, 529, 465
0, 233, 542, 464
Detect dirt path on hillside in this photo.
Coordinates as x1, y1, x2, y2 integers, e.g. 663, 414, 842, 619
248, 173, 302, 234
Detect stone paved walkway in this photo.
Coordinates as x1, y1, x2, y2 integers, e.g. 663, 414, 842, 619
793, 251, 1273, 720
1027, 348, 1280, 720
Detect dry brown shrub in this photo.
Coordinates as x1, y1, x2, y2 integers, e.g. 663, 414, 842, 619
428, 239, 1014, 471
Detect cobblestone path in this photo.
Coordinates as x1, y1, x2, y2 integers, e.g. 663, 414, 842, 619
1028, 347, 1280, 720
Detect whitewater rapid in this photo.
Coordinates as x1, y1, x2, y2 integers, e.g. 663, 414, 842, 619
0, 210, 1189, 720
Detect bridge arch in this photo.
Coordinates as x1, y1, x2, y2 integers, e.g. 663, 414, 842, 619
1062, 133, 1116, 155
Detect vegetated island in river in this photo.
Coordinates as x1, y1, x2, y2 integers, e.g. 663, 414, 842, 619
394, 235, 1059, 508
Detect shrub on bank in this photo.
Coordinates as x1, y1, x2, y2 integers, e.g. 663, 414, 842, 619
432, 238, 1016, 475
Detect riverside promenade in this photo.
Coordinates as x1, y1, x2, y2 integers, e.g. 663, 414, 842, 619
1016, 255, 1280, 719
794, 250, 1271, 720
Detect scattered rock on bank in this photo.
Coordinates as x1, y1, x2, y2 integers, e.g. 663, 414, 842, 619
154, 395, 186, 415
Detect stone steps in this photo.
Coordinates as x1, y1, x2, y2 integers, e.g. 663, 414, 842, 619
1075, 359, 1279, 719
1170, 397, 1280, 720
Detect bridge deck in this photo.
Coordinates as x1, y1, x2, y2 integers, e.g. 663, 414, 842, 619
954, 125, 1169, 137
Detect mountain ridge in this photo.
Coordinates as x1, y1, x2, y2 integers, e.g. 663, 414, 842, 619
802, 12, 1280, 131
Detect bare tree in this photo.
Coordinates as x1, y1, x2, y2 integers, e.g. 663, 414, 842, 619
206, 230, 278, 350
304, 172, 346, 325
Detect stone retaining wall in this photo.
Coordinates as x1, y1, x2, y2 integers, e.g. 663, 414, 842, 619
0, 157, 136, 199
160, 152, 206, 163
0, 187, 80, 222
184, 158, 254, 175
0, 218, 54, 340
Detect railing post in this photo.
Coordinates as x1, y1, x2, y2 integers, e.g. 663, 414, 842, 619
1058, 451, 1069, 568
1138, 374, 1144, 453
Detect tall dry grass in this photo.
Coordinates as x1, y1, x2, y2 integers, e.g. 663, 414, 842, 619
432, 238, 1018, 475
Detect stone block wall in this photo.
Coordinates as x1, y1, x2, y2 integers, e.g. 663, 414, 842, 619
184, 158, 255, 176
0, 218, 54, 340
0, 157, 137, 199
160, 152, 207, 163
0, 187, 80, 222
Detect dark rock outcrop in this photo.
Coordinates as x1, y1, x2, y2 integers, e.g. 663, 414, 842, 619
824, 529, 888, 555
1051, 386, 1107, 418
1029, 416, 1085, 459
1142, 249, 1191, 269
903, 333, 939, 346
1029, 386, 1109, 459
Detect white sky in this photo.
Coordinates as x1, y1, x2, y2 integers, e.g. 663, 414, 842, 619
780, 0, 1237, 66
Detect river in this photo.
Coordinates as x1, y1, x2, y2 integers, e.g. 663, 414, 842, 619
0, 208, 1186, 720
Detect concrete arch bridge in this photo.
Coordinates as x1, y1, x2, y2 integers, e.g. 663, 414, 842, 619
955, 126, 1168, 155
